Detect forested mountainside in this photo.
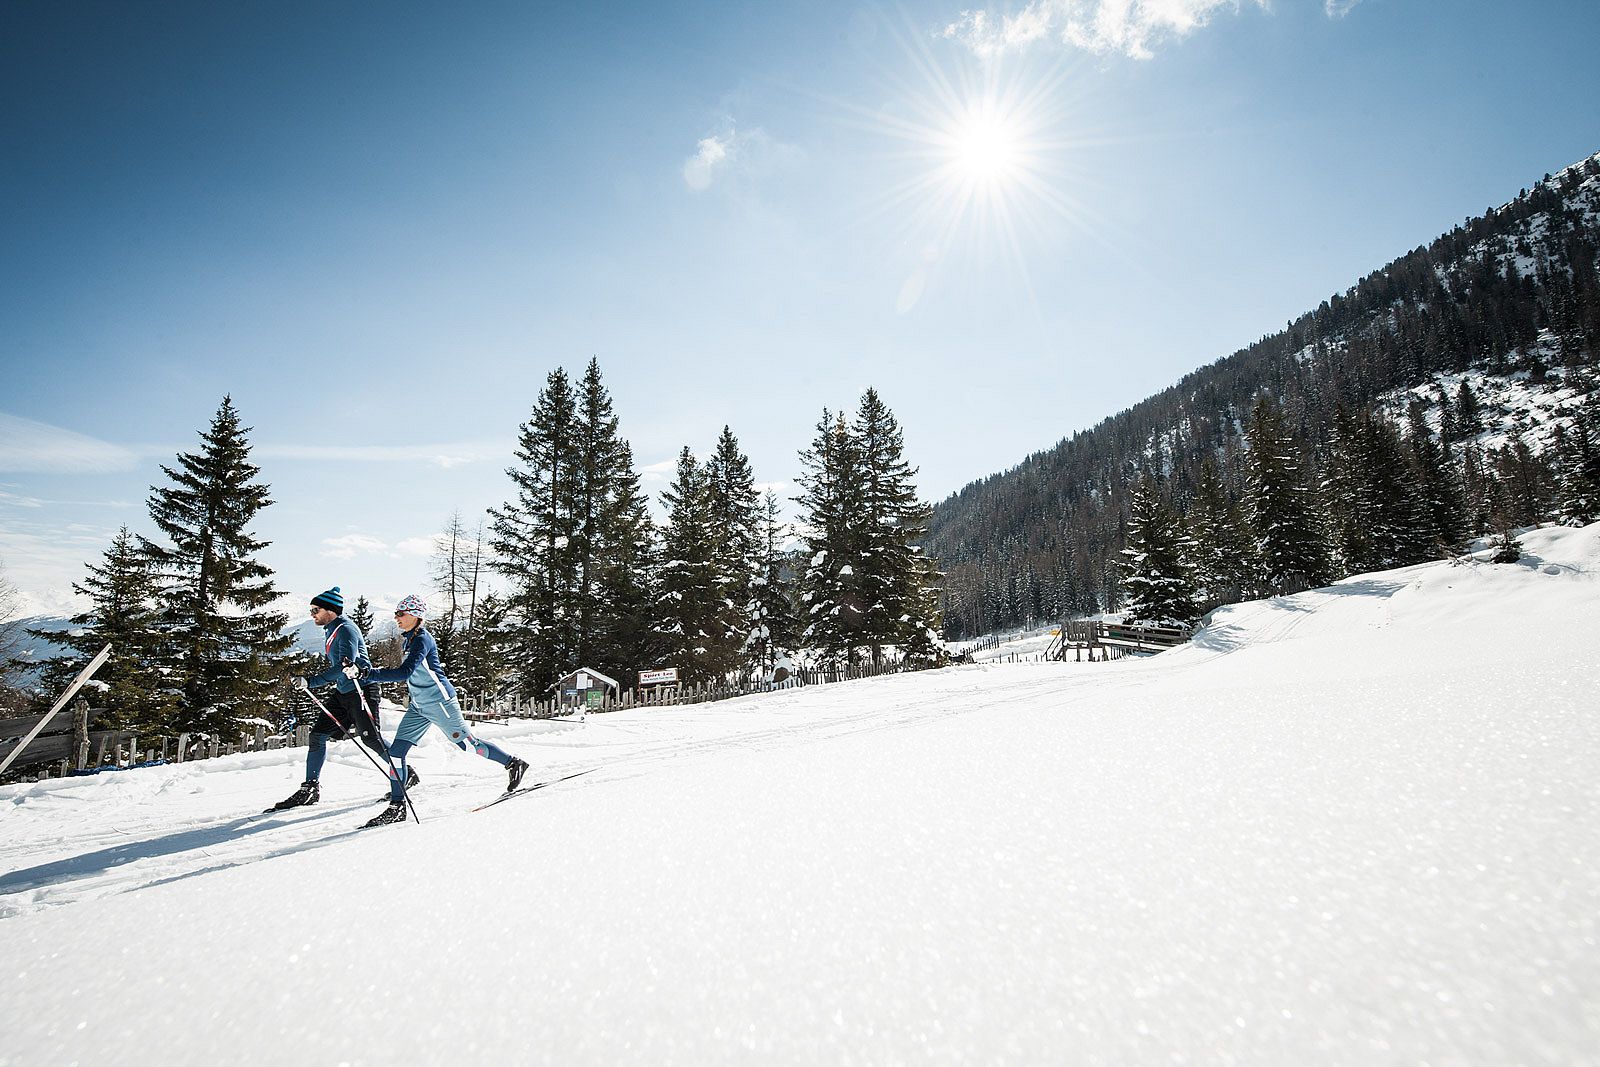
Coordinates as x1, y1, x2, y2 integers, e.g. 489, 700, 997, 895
928, 152, 1600, 640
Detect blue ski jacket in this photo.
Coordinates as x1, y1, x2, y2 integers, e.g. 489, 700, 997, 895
304, 616, 371, 693
364, 625, 458, 710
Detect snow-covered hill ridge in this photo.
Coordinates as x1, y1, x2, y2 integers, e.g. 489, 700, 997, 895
1, 524, 1596, 1065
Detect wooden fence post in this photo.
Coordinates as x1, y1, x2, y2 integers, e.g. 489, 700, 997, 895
73, 699, 91, 771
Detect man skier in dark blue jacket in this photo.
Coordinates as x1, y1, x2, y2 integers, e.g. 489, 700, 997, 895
270, 586, 414, 809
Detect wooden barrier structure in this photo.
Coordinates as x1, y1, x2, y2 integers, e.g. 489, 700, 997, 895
1042, 618, 1193, 661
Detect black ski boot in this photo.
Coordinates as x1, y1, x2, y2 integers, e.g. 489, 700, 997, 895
506, 757, 529, 793
375, 766, 420, 803
364, 801, 408, 828
268, 780, 319, 812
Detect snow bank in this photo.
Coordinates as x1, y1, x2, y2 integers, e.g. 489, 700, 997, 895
1, 525, 1597, 1065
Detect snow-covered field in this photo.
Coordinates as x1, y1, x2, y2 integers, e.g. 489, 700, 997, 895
3, 525, 1598, 1066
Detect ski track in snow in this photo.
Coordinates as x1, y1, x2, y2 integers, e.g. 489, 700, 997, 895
0, 671, 1077, 919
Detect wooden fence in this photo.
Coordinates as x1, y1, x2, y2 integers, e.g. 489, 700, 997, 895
5, 657, 934, 783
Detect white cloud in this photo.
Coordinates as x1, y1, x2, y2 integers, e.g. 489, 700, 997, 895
681, 124, 803, 192
639, 458, 678, 484
683, 135, 732, 191
0, 413, 140, 474
320, 533, 390, 560
392, 537, 434, 558
1324, 0, 1363, 15
257, 442, 499, 467
941, 0, 1270, 60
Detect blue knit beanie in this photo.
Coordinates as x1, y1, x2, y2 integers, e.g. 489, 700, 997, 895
310, 586, 344, 613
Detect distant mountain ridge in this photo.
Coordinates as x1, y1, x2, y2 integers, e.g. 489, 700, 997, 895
8, 613, 400, 683
927, 150, 1600, 639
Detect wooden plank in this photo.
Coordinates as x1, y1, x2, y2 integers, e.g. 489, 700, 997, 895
0, 644, 113, 777
0, 713, 80, 738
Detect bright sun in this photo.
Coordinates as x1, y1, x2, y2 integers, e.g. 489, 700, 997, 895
946, 107, 1025, 186
837, 38, 1091, 307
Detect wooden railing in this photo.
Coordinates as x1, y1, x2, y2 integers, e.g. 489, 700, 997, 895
1098, 621, 1193, 651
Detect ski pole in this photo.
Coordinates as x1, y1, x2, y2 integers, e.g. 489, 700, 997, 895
343, 662, 420, 825
294, 683, 406, 791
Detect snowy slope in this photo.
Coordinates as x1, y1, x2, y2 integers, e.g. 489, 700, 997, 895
1, 524, 1597, 1065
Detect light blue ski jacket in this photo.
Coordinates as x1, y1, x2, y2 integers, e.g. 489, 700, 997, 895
364, 626, 458, 709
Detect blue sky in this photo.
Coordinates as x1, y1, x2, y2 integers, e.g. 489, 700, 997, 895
2, 0, 1598, 617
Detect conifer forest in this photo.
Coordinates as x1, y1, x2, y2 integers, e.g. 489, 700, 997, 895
8, 155, 1600, 725
929, 155, 1600, 636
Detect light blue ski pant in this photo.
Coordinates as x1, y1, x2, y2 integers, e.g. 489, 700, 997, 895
386, 698, 513, 801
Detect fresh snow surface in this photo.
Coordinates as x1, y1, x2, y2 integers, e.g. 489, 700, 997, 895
3, 525, 1599, 1065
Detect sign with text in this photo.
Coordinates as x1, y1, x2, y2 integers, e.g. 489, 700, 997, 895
638, 668, 679, 687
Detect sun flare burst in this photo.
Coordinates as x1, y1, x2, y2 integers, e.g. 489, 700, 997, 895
945, 105, 1026, 187
834, 34, 1098, 310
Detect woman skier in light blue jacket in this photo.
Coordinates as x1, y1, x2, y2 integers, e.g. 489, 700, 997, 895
350, 594, 528, 827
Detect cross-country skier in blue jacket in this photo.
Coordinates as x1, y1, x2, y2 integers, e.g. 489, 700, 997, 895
270, 586, 410, 811
350, 593, 527, 827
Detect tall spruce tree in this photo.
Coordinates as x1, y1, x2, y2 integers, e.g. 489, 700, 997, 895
33, 527, 176, 732
1119, 478, 1200, 625
656, 447, 739, 685
572, 360, 657, 686
707, 426, 760, 675
795, 409, 863, 664
851, 388, 938, 666
1244, 396, 1332, 593
139, 397, 292, 733
745, 490, 800, 679
590, 436, 657, 687
489, 368, 581, 694
1185, 458, 1256, 605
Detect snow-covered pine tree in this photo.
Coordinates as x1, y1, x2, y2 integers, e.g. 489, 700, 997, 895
1321, 405, 1375, 574
139, 397, 292, 734
589, 434, 657, 689
795, 408, 864, 665
706, 426, 760, 677
30, 527, 176, 732
1185, 457, 1257, 607
1553, 393, 1600, 525
745, 489, 799, 680
1119, 477, 1199, 625
1326, 410, 1426, 574
1404, 399, 1466, 555
458, 590, 518, 697
657, 447, 738, 686
851, 388, 937, 667
572, 359, 640, 672
489, 368, 581, 694
349, 595, 376, 640
1244, 396, 1332, 594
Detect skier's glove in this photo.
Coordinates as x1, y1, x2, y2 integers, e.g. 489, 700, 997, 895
343, 665, 367, 681
291, 676, 309, 691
